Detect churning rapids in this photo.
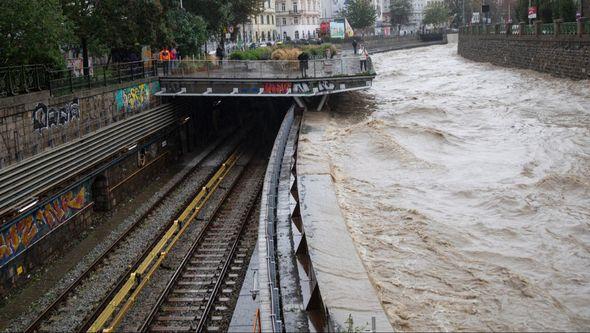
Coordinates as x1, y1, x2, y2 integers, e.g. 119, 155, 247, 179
321, 38, 590, 331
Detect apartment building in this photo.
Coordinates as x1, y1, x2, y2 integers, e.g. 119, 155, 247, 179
243, 0, 278, 43
276, 0, 322, 40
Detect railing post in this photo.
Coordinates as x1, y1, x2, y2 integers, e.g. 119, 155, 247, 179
103, 66, 107, 86
34, 65, 41, 90
495, 24, 500, 34
7, 67, 14, 96
578, 17, 588, 36
505, 22, 512, 35
554, 19, 562, 36
130, 62, 135, 81
535, 20, 542, 35
68, 70, 73, 93
117, 64, 122, 83
519, 22, 525, 35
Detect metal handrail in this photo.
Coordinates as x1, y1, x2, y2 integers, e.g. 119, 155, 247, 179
0, 64, 48, 97
155, 57, 375, 79
259, 105, 295, 332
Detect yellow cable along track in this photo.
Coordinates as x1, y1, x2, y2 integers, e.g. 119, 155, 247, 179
88, 149, 242, 333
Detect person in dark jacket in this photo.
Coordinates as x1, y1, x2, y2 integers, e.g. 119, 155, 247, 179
352, 39, 358, 55
298, 51, 310, 78
216, 45, 224, 67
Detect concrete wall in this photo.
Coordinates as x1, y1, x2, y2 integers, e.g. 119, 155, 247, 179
458, 33, 590, 80
0, 78, 161, 169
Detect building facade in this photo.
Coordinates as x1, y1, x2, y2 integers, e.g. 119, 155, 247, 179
320, 0, 346, 19
276, 0, 322, 40
243, 0, 278, 43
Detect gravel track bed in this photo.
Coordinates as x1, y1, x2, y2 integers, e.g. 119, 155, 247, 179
6, 135, 240, 333
118, 155, 266, 332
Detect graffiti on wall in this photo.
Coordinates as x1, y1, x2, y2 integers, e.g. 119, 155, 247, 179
0, 181, 91, 266
263, 82, 291, 94
33, 99, 80, 131
115, 82, 160, 113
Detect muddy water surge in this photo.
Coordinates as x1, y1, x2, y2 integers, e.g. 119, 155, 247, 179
322, 41, 590, 331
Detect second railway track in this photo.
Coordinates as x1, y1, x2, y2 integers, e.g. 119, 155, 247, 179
24, 132, 242, 333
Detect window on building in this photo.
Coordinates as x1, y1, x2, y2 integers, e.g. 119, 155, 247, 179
254, 16, 257, 24
282, 17, 287, 25
293, 2, 298, 12
268, 31, 271, 40
295, 30, 299, 39
294, 17, 298, 24
281, 2, 286, 11
267, 15, 270, 24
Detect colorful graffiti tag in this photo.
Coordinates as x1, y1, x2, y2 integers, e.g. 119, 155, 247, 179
0, 181, 91, 267
33, 99, 80, 131
115, 82, 160, 113
263, 82, 291, 94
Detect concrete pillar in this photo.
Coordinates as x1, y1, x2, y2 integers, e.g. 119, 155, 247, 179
519, 22, 525, 35
505, 23, 512, 35
495, 24, 501, 34
554, 19, 563, 36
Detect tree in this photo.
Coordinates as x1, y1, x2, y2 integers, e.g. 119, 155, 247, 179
344, 0, 377, 32
444, 0, 462, 26
165, 10, 208, 56
0, 0, 70, 67
557, 0, 577, 21
423, 2, 450, 26
390, 0, 413, 30
515, 0, 529, 22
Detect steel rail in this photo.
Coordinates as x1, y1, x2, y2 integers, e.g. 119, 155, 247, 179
87, 147, 244, 332
138, 156, 261, 332
0, 103, 184, 215
23, 132, 236, 333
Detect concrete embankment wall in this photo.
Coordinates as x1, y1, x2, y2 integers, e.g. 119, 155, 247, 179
0, 79, 161, 169
458, 33, 590, 80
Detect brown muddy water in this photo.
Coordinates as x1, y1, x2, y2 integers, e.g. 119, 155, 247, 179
321, 39, 590, 331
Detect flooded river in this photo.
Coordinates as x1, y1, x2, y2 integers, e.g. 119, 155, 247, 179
321, 39, 590, 331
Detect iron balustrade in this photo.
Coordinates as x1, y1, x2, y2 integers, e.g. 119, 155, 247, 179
154, 57, 375, 79
48, 61, 157, 96
0, 64, 48, 97
460, 20, 589, 36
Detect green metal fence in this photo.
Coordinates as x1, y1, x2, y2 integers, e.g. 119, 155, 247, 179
562, 22, 577, 34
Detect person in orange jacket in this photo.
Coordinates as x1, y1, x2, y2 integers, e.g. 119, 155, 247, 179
159, 47, 171, 74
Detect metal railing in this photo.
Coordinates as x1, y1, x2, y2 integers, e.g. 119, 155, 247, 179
49, 61, 157, 96
0, 64, 48, 97
460, 20, 589, 36
259, 105, 296, 332
155, 57, 374, 80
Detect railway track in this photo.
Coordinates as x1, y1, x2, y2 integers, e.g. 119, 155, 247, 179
24, 133, 241, 333
140, 160, 264, 333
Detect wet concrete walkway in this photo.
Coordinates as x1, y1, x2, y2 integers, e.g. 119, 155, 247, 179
297, 111, 393, 331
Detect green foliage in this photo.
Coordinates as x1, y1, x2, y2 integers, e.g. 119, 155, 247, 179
302, 44, 338, 57
344, 0, 377, 31
444, 0, 461, 26
390, 0, 413, 26
515, 0, 529, 22
423, 2, 450, 26
557, 0, 577, 21
165, 10, 208, 56
0, 0, 70, 67
538, 0, 554, 22
230, 44, 337, 60
229, 47, 272, 60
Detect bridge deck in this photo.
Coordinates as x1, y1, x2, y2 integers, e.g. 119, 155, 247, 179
156, 58, 375, 97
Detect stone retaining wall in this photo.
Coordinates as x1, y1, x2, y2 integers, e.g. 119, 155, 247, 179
458, 32, 590, 80
0, 78, 162, 169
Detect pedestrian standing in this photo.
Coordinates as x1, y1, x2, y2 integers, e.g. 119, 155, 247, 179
170, 47, 178, 70
298, 51, 310, 78
359, 45, 369, 71
159, 47, 171, 74
216, 45, 224, 68
352, 39, 358, 55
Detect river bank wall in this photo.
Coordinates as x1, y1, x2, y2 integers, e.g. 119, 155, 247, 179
458, 26, 590, 80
